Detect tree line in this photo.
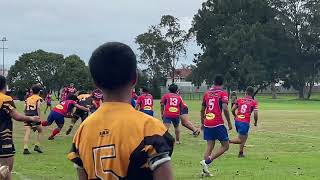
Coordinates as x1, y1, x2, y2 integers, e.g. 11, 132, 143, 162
135, 0, 320, 99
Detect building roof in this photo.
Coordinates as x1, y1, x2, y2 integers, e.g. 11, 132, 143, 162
168, 68, 192, 79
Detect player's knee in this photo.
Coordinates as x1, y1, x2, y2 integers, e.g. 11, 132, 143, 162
223, 142, 230, 151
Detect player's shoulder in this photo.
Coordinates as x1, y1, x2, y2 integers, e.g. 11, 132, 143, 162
0, 93, 13, 102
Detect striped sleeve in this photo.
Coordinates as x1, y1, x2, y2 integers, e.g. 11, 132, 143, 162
253, 101, 258, 111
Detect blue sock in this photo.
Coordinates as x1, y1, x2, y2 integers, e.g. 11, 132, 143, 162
205, 158, 213, 165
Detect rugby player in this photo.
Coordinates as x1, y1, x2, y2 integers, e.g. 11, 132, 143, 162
23, 85, 44, 154
0, 75, 40, 180
66, 91, 92, 135
200, 75, 232, 176
42, 95, 89, 140
161, 84, 186, 144
136, 87, 154, 116
230, 87, 258, 157
68, 42, 174, 180
44, 90, 52, 114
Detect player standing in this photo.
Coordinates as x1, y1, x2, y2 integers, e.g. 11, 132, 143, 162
66, 83, 77, 96
23, 85, 44, 154
200, 75, 232, 177
230, 91, 238, 108
0, 75, 40, 180
66, 92, 92, 135
230, 87, 258, 157
90, 89, 103, 113
161, 84, 186, 144
68, 42, 174, 180
42, 95, 89, 140
136, 87, 154, 116
44, 90, 52, 114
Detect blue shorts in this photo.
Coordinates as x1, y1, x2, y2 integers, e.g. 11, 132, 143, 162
131, 99, 136, 108
235, 121, 250, 135
181, 107, 188, 115
204, 125, 229, 141
47, 111, 65, 125
141, 110, 154, 117
163, 117, 180, 127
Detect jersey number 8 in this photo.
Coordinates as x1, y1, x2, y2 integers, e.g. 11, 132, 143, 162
240, 104, 248, 113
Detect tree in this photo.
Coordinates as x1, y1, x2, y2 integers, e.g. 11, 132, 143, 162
7, 50, 93, 98
8, 50, 64, 93
136, 15, 188, 84
191, 0, 290, 95
58, 55, 93, 90
270, 0, 320, 99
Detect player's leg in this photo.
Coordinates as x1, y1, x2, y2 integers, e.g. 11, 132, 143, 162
48, 113, 65, 140
200, 136, 215, 175
209, 126, 230, 160
0, 157, 13, 180
238, 135, 248, 157
66, 114, 79, 135
41, 111, 56, 127
172, 118, 181, 144
180, 114, 200, 137
34, 126, 43, 153
23, 125, 31, 154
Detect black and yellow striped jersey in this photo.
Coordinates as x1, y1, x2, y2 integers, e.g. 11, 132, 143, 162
77, 94, 92, 107
24, 94, 43, 116
68, 102, 174, 180
0, 93, 16, 157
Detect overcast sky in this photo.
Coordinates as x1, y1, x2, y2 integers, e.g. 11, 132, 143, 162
0, 0, 204, 68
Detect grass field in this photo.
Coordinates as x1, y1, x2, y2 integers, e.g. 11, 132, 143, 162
11, 95, 320, 179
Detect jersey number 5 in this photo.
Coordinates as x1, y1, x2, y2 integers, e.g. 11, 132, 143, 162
208, 99, 215, 111
93, 144, 120, 179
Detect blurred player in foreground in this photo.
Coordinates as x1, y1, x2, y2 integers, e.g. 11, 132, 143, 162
161, 84, 187, 144
200, 75, 232, 177
23, 85, 44, 154
230, 87, 258, 157
66, 91, 92, 135
68, 42, 174, 180
42, 95, 89, 140
0, 75, 40, 180
136, 87, 154, 116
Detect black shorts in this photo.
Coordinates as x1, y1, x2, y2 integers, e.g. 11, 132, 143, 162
0, 144, 15, 158
24, 115, 41, 127
73, 109, 88, 122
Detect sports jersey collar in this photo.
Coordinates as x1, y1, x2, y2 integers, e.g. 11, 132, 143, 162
245, 95, 253, 99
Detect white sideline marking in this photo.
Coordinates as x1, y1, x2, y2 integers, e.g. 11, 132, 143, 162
258, 130, 320, 140
12, 171, 31, 180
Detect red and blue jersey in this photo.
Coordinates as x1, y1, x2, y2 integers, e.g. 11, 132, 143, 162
234, 96, 258, 123
202, 86, 229, 128
137, 93, 154, 111
52, 100, 76, 116
161, 93, 186, 119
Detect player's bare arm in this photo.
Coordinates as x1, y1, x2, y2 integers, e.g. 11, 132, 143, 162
160, 104, 164, 117
75, 104, 90, 112
153, 161, 173, 180
254, 111, 258, 126
222, 103, 232, 130
37, 100, 42, 117
200, 106, 205, 127
10, 109, 40, 122
231, 105, 237, 117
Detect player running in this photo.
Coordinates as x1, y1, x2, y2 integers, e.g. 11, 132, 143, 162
161, 84, 187, 144
68, 42, 174, 180
136, 87, 154, 116
66, 92, 93, 135
23, 85, 44, 154
44, 90, 52, 114
230, 87, 258, 157
42, 95, 90, 140
200, 75, 232, 177
0, 75, 41, 180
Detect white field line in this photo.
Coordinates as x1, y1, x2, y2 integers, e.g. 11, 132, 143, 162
12, 171, 32, 180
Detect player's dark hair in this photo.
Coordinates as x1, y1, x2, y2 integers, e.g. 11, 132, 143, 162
89, 42, 137, 91
31, 85, 42, 94
214, 74, 224, 86
67, 94, 78, 101
168, 84, 178, 93
141, 87, 149, 93
0, 75, 6, 91
246, 86, 254, 96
